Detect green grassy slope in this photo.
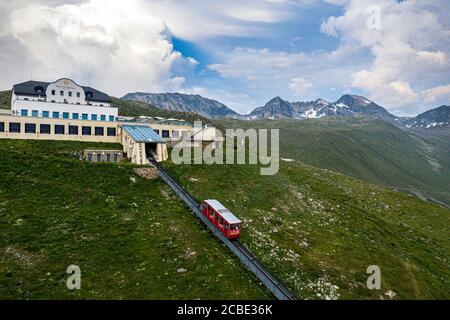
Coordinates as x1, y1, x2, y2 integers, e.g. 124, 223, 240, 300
220, 117, 450, 207
164, 159, 450, 300
0, 90, 10, 109
0, 140, 268, 299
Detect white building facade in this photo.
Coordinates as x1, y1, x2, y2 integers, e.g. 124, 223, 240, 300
11, 78, 118, 122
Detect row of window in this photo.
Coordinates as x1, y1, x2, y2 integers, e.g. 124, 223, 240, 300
0, 122, 116, 137
51, 90, 81, 98
20, 109, 115, 121
153, 129, 170, 138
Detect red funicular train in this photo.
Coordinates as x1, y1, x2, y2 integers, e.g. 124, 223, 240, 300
201, 199, 241, 239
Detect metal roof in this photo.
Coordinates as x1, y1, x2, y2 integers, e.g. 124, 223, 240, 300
205, 199, 241, 224
12, 80, 111, 103
121, 125, 164, 143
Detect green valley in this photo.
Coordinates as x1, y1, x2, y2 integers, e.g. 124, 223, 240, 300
219, 117, 450, 207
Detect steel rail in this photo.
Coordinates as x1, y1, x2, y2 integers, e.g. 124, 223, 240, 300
149, 158, 297, 300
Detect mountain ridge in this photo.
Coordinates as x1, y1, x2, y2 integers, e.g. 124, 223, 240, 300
122, 92, 241, 119
121, 91, 448, 129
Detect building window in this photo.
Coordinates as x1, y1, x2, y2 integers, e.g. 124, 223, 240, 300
68, 91, 72, 97
9, 123, 21, 133
109, 115, 115, 122
55, 125, 65, 135
162, 130, 170, 138
113, 154, 118, 162
25, 123, 36, 133
82, 126, 91, 135
60, 91, 64, 96
82, 114, 88, 120
32, 110, 39, 117
51, 90, 55, 95
172, 130, 179, 138
69, 125, 78, 135
77, 92, 80, 98
96, 154, 102, 162
154, 129, 160, 134
21, 109, 28, 116
0, 122, 4, 132
95, 127, 104, 136
52, 112, 59, 118
91, 114, 97, 121
107, 127, 116, 136
106, 154, 111, 162
63, 112, 69, 119
87, 153, 93, 161
100, 115, 106, 121
43, 111, 49, 118
40, 124, 51, 134
72, 113, 79, 120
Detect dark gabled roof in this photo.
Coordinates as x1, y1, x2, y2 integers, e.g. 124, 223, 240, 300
12, 81, 47, 97
80, 85, 111, 103
12, 80, 111, 103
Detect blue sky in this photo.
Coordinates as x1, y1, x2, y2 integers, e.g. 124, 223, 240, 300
170, 1, 350, 113
1, 0, 449, 116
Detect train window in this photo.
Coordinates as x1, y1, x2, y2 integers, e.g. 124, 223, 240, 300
236, 224, 240, 230
225, 223, 229, 229
218, 217, 223, 225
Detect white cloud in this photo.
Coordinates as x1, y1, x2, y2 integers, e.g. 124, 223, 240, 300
144, 0, 305, 41
0, 0, 197, 96
321, 0, 450, 113
209, 47, 308, 81
290, 77, 313, 95
0, 0, 448, 116
423, 84, 450, 103
208, 45, 365, 107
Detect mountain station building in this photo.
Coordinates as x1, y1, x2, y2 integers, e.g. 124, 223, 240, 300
0, 78, 201, 164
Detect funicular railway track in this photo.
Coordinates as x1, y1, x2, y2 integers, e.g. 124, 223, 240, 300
149, 157, 297, 300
